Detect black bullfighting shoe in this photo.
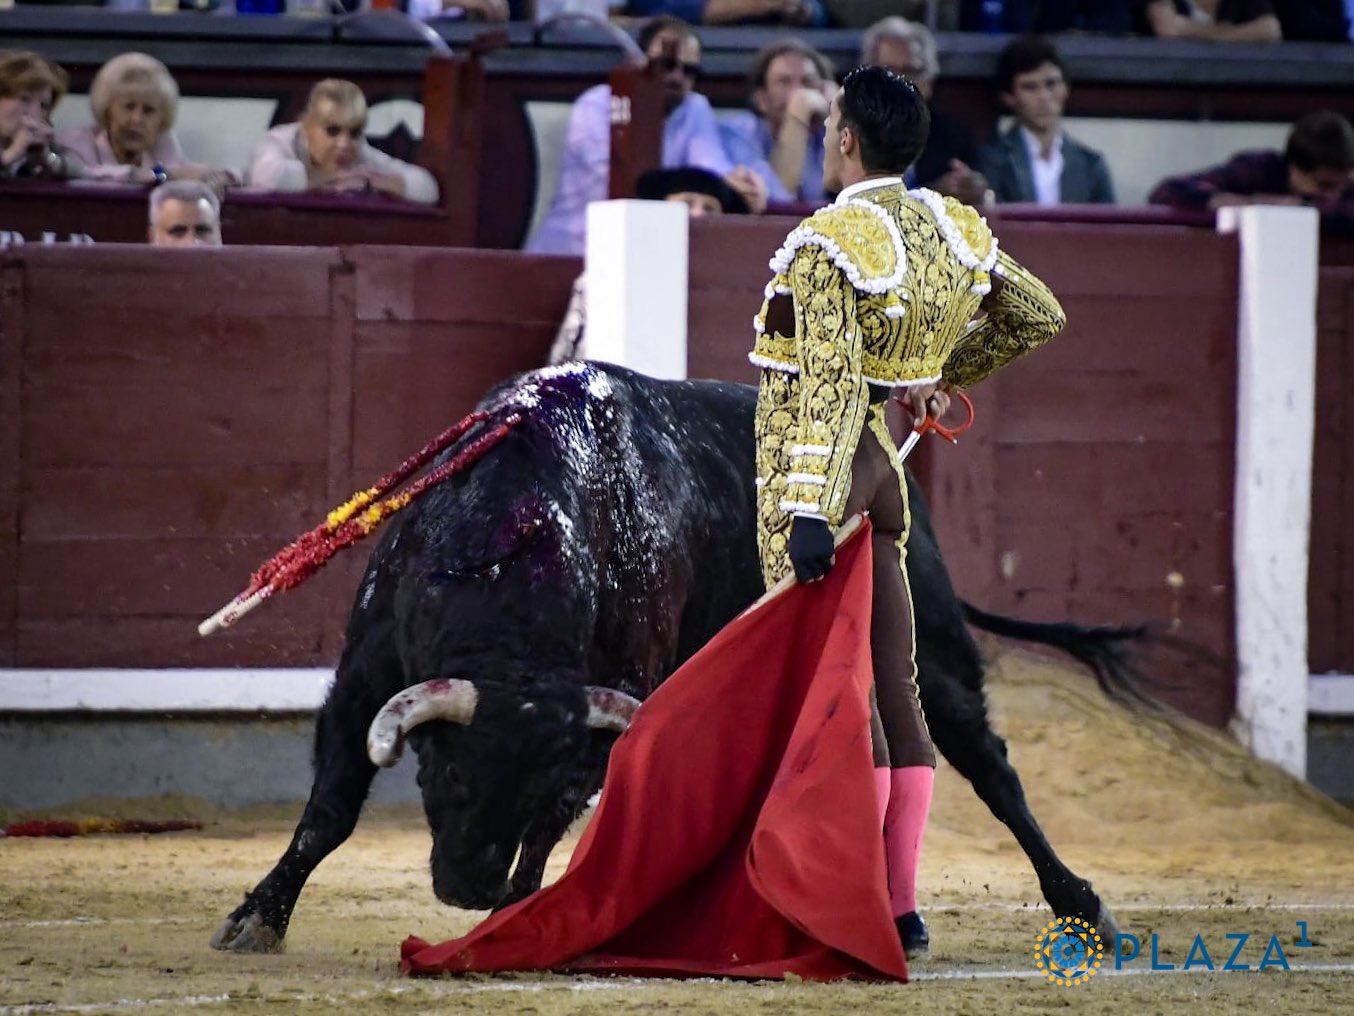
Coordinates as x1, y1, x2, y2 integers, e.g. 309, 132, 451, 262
895, 911, 930, 959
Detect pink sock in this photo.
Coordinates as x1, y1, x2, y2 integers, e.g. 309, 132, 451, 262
884, 766, 935, 917
873, 767, 891, 828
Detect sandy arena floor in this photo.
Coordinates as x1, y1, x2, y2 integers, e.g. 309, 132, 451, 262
3, 647, 1353, 1015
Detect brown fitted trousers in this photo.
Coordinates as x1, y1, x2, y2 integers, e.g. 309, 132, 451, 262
845, 408, 937, 770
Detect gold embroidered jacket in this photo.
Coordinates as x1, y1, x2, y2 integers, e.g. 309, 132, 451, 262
751, 181, 1065, 534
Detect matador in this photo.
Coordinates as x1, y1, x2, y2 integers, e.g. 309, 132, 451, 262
750, 66, 1067, 959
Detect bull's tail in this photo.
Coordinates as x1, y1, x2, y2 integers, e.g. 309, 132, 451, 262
961, 601, 1157, 707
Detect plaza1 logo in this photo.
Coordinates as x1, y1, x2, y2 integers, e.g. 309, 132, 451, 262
1035, 918, 1317, 983
1033, 916, 1105, 985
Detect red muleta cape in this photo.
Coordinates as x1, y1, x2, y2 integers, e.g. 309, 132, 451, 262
400, 520, 907, 982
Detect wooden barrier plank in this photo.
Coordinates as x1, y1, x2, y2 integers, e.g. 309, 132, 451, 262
349, 320, 557, 473
1308, 270, 1350, 674
350, 247, 579, 324
17, 616, 324, 669
992, 368, 1232, 444
1023, 295, 1237, 375
998, 509, 1230, 598
19, 246, 338, 320
22, 314, 331, 381
0, 263, 23, 665
322, 262, 356, 661
1308, 270, 1354, 674
18, 538, 332, 618
1340, 280, 1354, 673
996, 442, 1234, 518
991, 223, 1240, 299
24, 374, 330, 468
23, 465, 325, 541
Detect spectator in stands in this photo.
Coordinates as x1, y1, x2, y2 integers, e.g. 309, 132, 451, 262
148, 180, 223, 247
860, 17, 990, 206
628, 1, 829, 28
1148, 111, 1354, 236
1141, 0, 1283, 42
957, 0, 1134, 33
246, 79, 439, 205
636, 163, 751, 216
57, 53, 236, 188
0, 50, 73, 180
825, 1, 936, 29
1271, 0, 1350, 40
719, 38, 835, 205
979, 36, 1115, 205
528, 15, 766, 255
548, 164, 748, 366
406, 0, 514, 20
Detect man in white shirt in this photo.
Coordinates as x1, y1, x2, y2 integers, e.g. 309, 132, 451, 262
978, 36, 1114, 206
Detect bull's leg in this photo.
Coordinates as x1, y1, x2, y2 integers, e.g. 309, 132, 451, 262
211, 647, 392, 953
917, 641, 1120, 940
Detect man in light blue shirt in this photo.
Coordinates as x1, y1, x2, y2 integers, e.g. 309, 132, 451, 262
718, 38, 834, 205
528, 16, 752, 255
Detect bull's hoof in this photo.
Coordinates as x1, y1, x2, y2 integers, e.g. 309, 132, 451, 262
209, 912, 285, 954
1093, 901, 1121, 945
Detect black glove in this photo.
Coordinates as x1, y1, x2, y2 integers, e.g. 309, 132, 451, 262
788, 515, 835, 584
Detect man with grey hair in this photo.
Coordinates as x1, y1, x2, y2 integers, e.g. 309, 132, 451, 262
860, 16, 989, 206
148, 180, 222, 247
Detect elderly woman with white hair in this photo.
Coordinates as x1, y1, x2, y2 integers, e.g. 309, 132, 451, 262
57, 52, 235, 188
246, 79, 438, 205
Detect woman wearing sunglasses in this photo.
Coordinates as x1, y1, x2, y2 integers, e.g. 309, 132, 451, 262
246, 78, 439, 205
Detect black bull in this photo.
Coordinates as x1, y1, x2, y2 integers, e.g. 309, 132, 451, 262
212, 362, 1140, 954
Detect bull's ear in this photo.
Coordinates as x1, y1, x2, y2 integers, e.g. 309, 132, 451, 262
583, 687, 641, 732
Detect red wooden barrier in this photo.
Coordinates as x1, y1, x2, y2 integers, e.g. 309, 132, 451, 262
1311, 268, 1354, 676
0, 244, 580, 668
5, 226, 1349, 728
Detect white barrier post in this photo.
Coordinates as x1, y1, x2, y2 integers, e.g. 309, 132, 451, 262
1218, 205, 1319, 779
584, 199, 689, 380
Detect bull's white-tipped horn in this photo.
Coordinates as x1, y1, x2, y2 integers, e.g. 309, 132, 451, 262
367, 678, 479, 768
584, 687, 641, 732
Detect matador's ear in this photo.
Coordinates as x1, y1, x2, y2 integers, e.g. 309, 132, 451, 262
839, 123, 858, 160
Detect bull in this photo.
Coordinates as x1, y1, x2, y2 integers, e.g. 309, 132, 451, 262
211, 362, 1140, 954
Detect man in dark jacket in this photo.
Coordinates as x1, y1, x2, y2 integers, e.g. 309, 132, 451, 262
979, 36, 1115, 206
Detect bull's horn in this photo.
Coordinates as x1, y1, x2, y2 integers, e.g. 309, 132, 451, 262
367, 678, 479, 768
584, 687, 641, 732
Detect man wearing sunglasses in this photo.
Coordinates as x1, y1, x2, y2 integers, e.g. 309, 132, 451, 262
528, 15, 766, 255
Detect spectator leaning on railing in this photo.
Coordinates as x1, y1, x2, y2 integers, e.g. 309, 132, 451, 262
719, 38, 835, 204
57, 52, 237, 189
1148, 111, 1354, 236
245, 79, 439, 205
0, 50, 73, 180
